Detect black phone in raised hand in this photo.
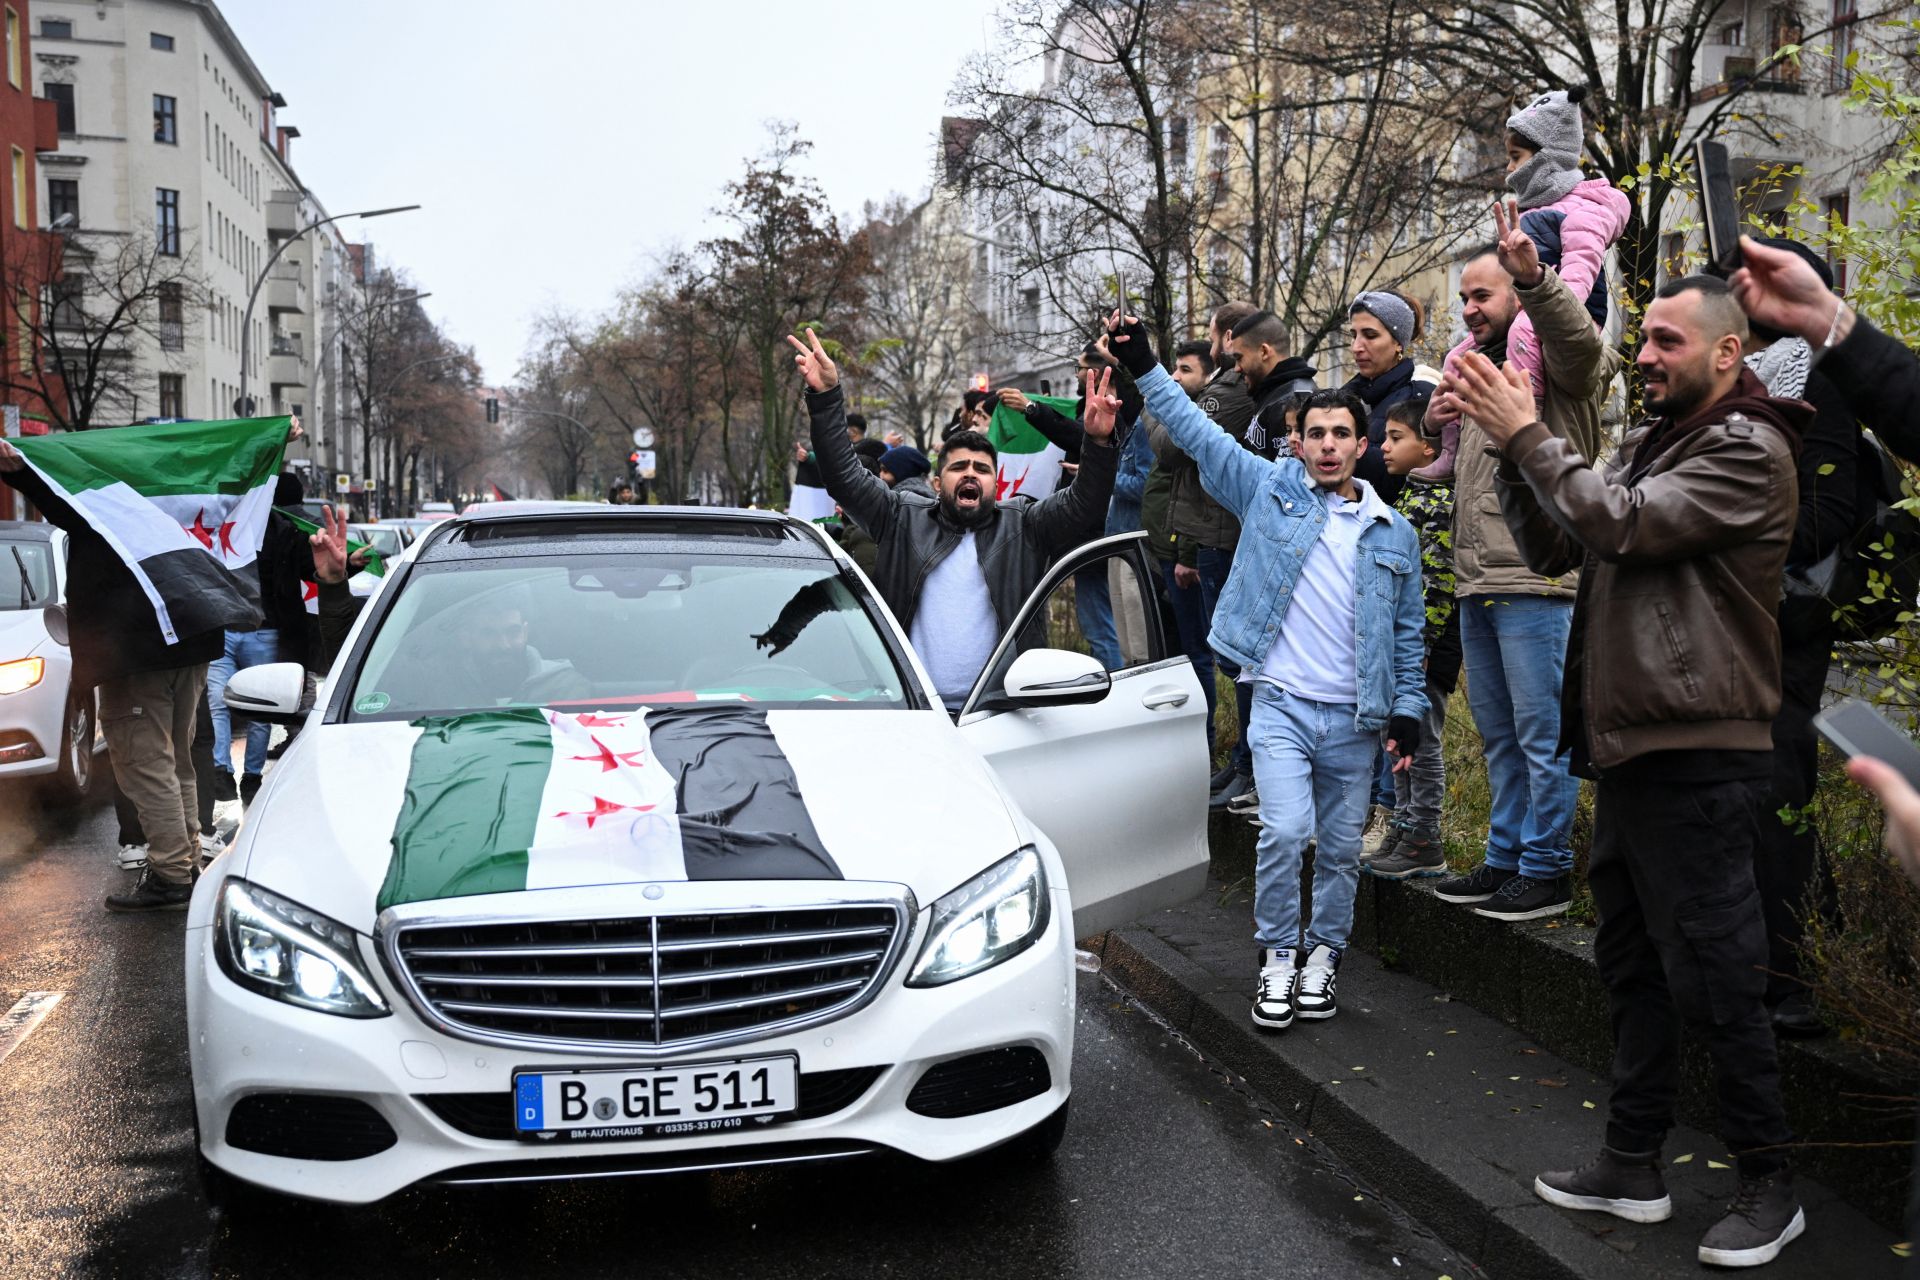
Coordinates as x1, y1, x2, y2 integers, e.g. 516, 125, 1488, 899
1694, 139, 1744, 278
1813, 698, 1920, 790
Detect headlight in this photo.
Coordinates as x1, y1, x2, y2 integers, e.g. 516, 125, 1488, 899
214, 880, 390, 1018
906, 846, 1050, 987
0, 657, 44, 694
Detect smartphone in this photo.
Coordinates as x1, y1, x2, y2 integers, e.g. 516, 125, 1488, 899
1694, 139, 1744, 277
1813, 698, 1920, 790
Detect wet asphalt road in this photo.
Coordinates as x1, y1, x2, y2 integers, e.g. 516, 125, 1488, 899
0, 784, 1476, 1280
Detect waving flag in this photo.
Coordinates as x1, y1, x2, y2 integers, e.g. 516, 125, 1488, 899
14, 416, 288, 643
378, 706, 841, 910
986, 392, 1075, 500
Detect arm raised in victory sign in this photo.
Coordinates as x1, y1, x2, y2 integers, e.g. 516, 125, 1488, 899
788, 329, 899, 543
1106, 310, 1268, 517
1026, 366, 1119, 556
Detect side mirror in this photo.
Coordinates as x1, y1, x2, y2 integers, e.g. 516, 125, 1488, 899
223, 662, 316, 725
42, 602, 67, 647
1001, 648, 1111, 708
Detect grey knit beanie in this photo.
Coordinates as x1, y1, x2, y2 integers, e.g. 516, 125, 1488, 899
1349, 291, 1415, 351
1506, 87, 1588, 209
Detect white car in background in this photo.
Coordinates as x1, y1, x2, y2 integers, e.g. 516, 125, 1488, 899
191, 505, 1207, 1203
0, 521, 101, 804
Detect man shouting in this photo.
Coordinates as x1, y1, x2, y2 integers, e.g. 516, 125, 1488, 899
788, 329, 1118, 709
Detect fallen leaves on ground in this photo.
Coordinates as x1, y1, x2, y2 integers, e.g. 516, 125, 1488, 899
1672, 1153, 1694, 1164
1582, 1100, 1596, 1109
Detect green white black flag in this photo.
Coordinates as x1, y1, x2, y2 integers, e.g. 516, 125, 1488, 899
13, 416, 289, 643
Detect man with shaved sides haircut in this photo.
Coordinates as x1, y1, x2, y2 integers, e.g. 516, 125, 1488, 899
1449, 258, 1812, 1267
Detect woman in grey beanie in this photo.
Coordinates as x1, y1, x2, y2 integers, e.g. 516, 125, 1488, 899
1343, 289, 1433, 507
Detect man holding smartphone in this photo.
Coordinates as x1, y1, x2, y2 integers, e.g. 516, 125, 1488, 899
1447, 221, 1811, 1265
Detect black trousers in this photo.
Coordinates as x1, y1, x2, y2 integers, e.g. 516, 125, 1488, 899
1590, 773, 1795, 1175
114, 689, 217, 844
1754, 636, 1838, 1002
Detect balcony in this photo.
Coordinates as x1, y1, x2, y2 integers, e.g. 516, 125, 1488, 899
1690, 37, 1804, 105
267, 193, 301, 239
268, 332, 307, 391
266, 265, 308, 316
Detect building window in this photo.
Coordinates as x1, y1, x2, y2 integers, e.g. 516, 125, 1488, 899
39, 18, 70, 39
9, 147, 22, 230
44, 83, 74, 135
150, 32, 174, 52
1832, 0, 1858, 91
14, 289, 28, 374
158, 374, 184, 419
155, 187, 179, 255
1824, 191, 1850, 292
5, 9, 18, 90
46, 178, 76, 227
157, 281, 183, 351
47, 276, 80, 329
154, 94, 176, 144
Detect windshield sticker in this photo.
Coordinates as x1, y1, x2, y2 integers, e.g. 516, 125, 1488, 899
354, 691, 391, 714
378, 706, 840, 911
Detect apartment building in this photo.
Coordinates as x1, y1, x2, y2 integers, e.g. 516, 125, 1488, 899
0, 0, 61, 437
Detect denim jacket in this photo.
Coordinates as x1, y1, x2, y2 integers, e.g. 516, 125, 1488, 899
1105, 419, 1154, 536
1138, 365, 1428, 731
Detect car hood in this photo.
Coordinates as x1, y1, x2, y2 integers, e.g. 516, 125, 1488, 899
237, 707, 1025, 933
0, 608, 52, 656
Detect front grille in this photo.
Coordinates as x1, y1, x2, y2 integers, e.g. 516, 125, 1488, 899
906, 1048, 1052, 1119
225, 1093, 398, 1161
390, 904, 905, 1052
419, 1065, 888, 1140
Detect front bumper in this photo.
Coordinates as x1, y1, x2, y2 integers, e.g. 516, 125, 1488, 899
0, 661, 68, 778
186, 886, 1076, 1203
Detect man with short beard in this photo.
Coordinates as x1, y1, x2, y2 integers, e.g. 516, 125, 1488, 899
1451, 212, 1808, 1267
790, 330, 1118, 709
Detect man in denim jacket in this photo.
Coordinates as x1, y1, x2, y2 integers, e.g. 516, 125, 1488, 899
1107, 313, 1428, 1030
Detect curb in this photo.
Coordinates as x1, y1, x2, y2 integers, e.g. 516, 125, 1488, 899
1098, 925, 1647, 1280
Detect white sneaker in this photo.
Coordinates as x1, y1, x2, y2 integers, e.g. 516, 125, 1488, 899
212, 798, 243, 843
1296, 944, 1341, 1020
1250, 947, 1298, 1030
199, 831, 226, 867
1359, 806, 1394, 861
116, 843, 149, 870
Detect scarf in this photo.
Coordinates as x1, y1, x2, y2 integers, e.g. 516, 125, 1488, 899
1743, 337, 1813, 401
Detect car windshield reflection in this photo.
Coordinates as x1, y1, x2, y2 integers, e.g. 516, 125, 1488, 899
0, 539, 55, 611
348, 554, 908, 718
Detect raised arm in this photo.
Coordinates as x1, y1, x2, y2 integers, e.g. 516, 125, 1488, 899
1026, 367, 1118, 555
789, 330, 899, 543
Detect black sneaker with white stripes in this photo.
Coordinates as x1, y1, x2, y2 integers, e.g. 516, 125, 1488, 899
1294, 944, 1340, 1020
1250, 947, 1298, 1030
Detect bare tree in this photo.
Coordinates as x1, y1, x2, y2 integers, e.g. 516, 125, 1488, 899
853, 194, 984, 450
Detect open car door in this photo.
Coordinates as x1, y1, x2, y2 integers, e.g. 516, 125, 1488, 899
956, 532, 1209, 938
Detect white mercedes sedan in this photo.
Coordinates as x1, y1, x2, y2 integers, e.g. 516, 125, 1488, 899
190, 504, 1207, 1203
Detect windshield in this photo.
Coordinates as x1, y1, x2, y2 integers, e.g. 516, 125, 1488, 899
347, 553, 908, 718
349, 525, 404, 558
0, 539, 55, 610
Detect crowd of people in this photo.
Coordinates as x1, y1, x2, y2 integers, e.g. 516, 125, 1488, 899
7, 81, 1919, 1271
788, 88, 1920, 1270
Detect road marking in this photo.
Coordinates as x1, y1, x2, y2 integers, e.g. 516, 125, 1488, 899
0, 991, 63, 1065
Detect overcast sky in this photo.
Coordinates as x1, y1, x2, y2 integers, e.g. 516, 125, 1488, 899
219, 0, 1006, 384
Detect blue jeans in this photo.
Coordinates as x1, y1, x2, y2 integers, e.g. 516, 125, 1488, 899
1249, 684, 1377, 952
208, 628, 280, 777
1074, 568, 1122, 670
1460, 595, 1577, 878
1196, 546, 1253, 775
1372, 747, 1396, 809
1160, 561, 1216, 752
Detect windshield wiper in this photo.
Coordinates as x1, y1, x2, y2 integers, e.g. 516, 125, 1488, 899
9, 546, 27, 608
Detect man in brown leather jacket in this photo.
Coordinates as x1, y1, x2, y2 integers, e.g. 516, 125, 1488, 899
1449, 214, 1809, 1267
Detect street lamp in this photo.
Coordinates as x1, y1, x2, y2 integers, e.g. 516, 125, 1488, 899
237, 202, 419, 415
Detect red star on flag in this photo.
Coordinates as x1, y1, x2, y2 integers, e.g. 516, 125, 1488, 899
995, 469, 1026, 501
572, 712, 630, 728
301, 580, 318, 603
570, 735, 647, 773
553, 796, 656, 828
185, 509, 214, 549
218, 520, 238, 556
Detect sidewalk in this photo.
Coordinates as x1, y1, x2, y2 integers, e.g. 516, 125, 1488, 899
1094, 867, 1906, 1280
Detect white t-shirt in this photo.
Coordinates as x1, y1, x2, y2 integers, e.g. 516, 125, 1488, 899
910, 531, 999, 707
1256, 482, 1389, 704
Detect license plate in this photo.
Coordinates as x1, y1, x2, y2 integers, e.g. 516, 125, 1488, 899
512, 1055, 798, 1141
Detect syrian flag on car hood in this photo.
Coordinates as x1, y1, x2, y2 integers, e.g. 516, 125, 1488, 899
377, 705, 841, 911
986, 392, 1073, 500
13, 416, 288, 643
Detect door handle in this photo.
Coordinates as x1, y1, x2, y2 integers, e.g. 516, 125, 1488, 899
1142, 687, 1190, 710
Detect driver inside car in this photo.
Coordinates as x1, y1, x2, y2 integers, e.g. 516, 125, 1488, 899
410, 591, 592, 710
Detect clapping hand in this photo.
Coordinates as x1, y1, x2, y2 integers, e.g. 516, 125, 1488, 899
1081, 366, 1121, 441
1449, 352, 1537, 447
785, 328, 840, 392
1493, 198, 1544, 288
